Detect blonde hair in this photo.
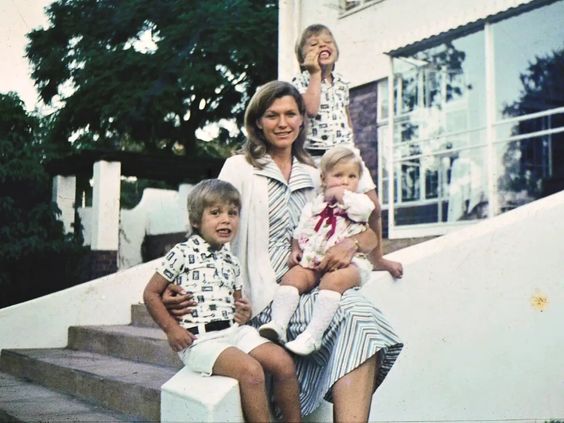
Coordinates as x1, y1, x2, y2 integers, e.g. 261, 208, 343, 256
319, 146, 363, 179
242, 80, 314, 169
295, 24, 339, 69
187, 179, 241, 231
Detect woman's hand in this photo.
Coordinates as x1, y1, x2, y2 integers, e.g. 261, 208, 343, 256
234, 298, 252, 325
318, 237, 356, 272
162, 284, 197, 319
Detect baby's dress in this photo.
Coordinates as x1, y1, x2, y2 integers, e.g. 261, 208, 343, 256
295, 190, 374, 281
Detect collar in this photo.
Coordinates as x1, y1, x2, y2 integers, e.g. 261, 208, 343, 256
255, 155, 315, 191
187, 234, 229, 259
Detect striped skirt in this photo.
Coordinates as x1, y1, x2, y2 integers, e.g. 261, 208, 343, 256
250, 286, 403, 416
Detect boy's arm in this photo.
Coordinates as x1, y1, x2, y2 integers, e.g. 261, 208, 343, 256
299, 48, 323, 117
143, 273, 195, 351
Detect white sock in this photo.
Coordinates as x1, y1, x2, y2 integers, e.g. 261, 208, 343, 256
304, 290, 341, 343
270, 285, 300, 329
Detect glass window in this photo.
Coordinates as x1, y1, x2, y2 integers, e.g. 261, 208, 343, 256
391, 30, 488, 224
493, 0, 564, 212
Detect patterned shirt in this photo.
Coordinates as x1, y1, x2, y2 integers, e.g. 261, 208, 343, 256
156, 234, 242, 328
292, 71, 354, 151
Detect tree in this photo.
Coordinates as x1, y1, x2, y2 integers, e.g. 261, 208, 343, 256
0, 92, 87, 307
26, 0, 278, 155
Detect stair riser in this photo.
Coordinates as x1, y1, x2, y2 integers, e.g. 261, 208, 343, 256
0, 351, 159, 421
131, 305, 159, 329
68, 327, 182, 369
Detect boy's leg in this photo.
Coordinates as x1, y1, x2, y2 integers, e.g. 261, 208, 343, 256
250, 343, 302, 423
212, 346, 271, 422
365, 189, 404, 279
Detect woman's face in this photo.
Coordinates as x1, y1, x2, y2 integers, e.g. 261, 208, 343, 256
257, 95, 303, 153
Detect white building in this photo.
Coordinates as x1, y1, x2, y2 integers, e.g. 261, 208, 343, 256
279, 0, 564, 239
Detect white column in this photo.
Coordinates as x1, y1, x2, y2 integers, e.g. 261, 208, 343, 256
52, 175, 76, 235
91, 160, 121, 251
278, 0, 301, 80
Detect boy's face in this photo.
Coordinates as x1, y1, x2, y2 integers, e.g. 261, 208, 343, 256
194, 202, 240, 249
322, 159, 360, 193
303, 30, 338, 67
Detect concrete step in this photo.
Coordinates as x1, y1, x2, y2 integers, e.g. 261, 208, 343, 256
0, 371, 135, 422
68, 324, 182, 369
131, 303, 159, 329
0, 348, 177, 421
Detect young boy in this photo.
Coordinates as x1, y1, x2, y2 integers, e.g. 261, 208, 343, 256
143, 179, 301, 422
292, 24, 404, 279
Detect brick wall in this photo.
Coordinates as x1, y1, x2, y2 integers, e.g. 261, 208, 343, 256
88, 250, 117, 280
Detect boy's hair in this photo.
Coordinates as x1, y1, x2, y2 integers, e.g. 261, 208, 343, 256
320, 146, 363, 178
295, 24, 339, 67
243, 80, 314, 169
187, 179, 241, 230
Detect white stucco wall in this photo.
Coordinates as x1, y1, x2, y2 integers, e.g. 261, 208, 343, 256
279, 0, 534, 86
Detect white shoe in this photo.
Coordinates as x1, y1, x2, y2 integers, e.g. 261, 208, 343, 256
285, 332, 321, 356
258, 322, 287, 344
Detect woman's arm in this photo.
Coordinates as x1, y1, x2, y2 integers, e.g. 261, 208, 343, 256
318, 229, 377, 272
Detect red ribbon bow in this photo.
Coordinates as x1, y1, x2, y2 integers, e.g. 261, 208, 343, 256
314, 202, 348, 239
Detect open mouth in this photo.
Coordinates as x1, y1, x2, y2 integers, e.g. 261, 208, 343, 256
319, 50, 331, 59
217, 229, 231, 236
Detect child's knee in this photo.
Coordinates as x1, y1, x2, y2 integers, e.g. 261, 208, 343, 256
239, 358, 266, 386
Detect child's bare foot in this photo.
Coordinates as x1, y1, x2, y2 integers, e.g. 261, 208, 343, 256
373, 257, 403, 279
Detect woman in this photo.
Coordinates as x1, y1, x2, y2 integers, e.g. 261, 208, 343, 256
164, 81, 402, 422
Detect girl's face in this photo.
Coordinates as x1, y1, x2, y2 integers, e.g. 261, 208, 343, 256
322, 159, 361, 192
258, 95, 303, 154
194, 202, 240, 250
303, 30, 338, 67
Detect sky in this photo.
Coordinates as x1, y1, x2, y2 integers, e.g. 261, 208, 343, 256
0, 0, 53, 111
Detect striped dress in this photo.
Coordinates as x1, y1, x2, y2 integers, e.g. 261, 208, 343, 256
250, 157, 403, 416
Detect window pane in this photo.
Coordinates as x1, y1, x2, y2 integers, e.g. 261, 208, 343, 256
494, 1, 564, 121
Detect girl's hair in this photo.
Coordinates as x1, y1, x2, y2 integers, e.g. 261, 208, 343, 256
242, 80, 315, 169
187, 179, 241, 231
295, 24, 339, 68
319, 146, 363, 179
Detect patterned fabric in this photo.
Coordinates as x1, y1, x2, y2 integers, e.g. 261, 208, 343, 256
255, 156, 315, 282
295, 191, 374, 270
249, 159, 403, 416
292, 71, 354, 150
156, 234, 242, 327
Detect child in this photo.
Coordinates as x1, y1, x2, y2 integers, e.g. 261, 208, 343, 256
292, 23, 404, 279
143, 179, 301, 422
259, 146, 377, 356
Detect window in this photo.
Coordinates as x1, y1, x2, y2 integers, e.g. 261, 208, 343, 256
383, 0, 564, 237
340, 0, 381, 15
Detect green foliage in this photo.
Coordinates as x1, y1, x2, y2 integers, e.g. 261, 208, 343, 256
0, 92, 88, 308
26, 0, 278, 155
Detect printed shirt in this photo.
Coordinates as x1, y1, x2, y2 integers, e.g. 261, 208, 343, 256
292, 70, 354, 150
156, 234, 242, 328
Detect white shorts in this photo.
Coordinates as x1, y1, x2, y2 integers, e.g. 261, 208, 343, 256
177, 324, 269, 376
310, 145, 376, 193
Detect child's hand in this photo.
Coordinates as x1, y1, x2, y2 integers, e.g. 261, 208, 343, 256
288, 248, 303, 268
234, 298, 252, 325
166, 325, 195, 352
324, 186, 346, 203
302, 46, 321, 75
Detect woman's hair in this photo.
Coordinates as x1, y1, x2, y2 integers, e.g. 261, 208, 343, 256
319, 146, 363, 178
187, 179, 241, 231
295, 24, 339, 68
242, 80, 314, 169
